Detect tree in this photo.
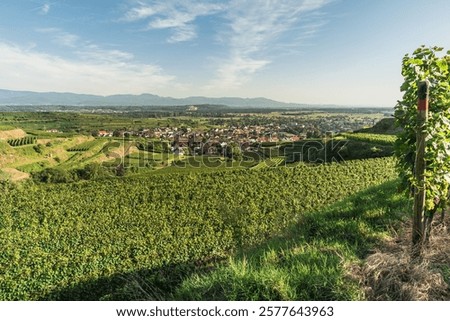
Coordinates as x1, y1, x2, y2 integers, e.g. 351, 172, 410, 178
224, 143, 243, 161
33, 168, 75, 183
394, 46, 450, 255
33, 144, 44, 154
77, 163, 111, 180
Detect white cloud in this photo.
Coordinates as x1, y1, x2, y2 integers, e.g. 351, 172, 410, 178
166, 24, 197, 43
27, 0, 329, 96
121, 1, 330, 92
77, 44, 135, 64
123, 4, 158, 21
208, 0, 330, 90
0, 42, 174, 95
123, 1, 224, 43
206, 56, 270, 90
40, 3, 50, 15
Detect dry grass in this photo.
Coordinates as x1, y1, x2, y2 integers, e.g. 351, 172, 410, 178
1, 168, 30, 182
95, 143, 138, 163
0, 128, 27, 140
352, 214, 450, 300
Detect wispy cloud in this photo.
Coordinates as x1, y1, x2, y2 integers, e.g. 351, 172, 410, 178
123, 3, 158, 21
36, 28, 136, 64
0, 41, 174, 95
208, 0, 330, 90
37, 28, 80, 47
121, 0, 330, 91
40, 3, 50, 15
77, 44, 135, 64
122, 1, 225, 43
22, 1, 329, 95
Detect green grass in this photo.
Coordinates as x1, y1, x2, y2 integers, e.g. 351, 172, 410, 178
126, 151, 165, 161
342, 133, 396, 145
0, 140, 13, 154
25, 130, 75, 139
441, 266, 450, 285
16, 161, 50, 173
0, 125, 16, 130
14, 145, 41, 157
67, 139, 105, 152
251, 157, 285, 170
0, 169, 8, 180
55, 139, 112, 170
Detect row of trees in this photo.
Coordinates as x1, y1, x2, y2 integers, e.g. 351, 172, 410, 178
7, 136, 37, 147
32, 163, 123, 183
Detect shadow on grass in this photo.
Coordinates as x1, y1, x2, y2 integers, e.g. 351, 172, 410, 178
41, 180, 409, 301
172, 180, 410, 301
40, 258, 222, 300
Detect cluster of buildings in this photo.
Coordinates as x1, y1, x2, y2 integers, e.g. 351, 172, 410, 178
92, 114, 383, 156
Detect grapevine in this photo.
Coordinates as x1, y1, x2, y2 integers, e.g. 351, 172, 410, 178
0, 157, 396, 300
394, 46, 450, 250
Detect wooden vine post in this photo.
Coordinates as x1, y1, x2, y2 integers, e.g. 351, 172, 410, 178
412, 79, 430, 258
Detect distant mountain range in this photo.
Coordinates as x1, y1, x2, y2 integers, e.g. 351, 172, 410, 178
0, 89, 308, 108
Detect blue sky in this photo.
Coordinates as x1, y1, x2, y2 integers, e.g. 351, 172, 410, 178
0, 0, 449, 106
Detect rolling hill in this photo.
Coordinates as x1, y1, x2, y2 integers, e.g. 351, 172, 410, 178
0, 89, 305, 108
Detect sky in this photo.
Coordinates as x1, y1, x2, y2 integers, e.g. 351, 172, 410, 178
0, 0, 449, 107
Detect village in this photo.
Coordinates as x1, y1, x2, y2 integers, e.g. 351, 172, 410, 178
90, 113, 384, 156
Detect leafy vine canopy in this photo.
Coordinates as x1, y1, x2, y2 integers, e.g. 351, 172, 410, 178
395, 46, 450, 210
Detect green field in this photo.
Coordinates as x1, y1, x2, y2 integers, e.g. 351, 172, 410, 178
0, 157, 399, 300
67, 139, 105, 152
0, 112, 210, 134
341, 133, 396, 145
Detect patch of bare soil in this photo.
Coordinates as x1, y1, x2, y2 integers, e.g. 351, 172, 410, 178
350, 214, 450, 300
96, 143, 138, 163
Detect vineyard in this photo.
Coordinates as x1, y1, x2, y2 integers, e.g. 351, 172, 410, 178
341, 133, 396, 145
251, 157, 285, 169
0, 157, 398, 300
67, 139, 104, 152
7, 136, 37, 147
